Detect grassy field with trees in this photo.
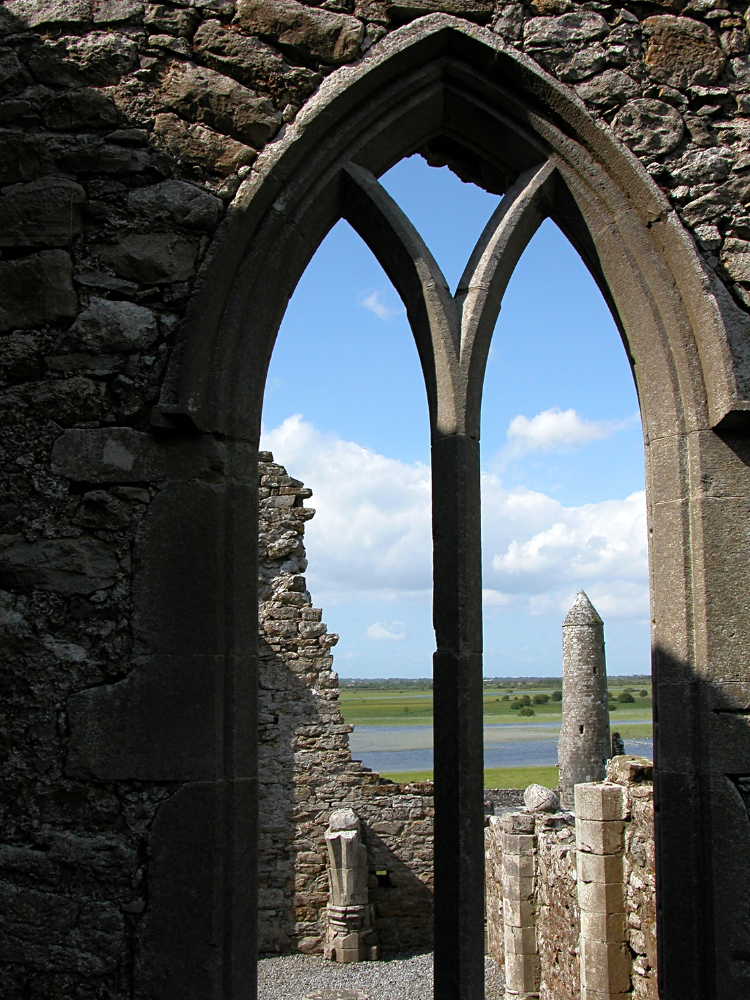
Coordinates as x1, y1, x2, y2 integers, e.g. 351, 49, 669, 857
338, 677, 652, 786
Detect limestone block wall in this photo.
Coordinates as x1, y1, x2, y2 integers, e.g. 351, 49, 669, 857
256, 452, 434, 955
0, 0, 746, 994
484, 764, 656, 1000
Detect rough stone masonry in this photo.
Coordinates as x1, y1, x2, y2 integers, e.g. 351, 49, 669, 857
0, 0, 749, 997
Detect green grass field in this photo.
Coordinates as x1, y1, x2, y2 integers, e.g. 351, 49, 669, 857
338, 680, 653, 728
379, 765, 560, 788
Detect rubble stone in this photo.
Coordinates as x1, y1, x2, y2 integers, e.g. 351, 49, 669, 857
233, 0, 365, 65
0, 535, 119, 594
128, 180, 223, 230
0, 178, 86, 247
643, 15, 726, 89
0, 250, 77, 331
524, 10, 609, 46
68, 297, 159, 353
95, 233, 198, 284
152, 112, 256, 176
524, 783, 560, 813
158, 59, 283, 148
612, 99, 685, 156
193, 20, 322, 103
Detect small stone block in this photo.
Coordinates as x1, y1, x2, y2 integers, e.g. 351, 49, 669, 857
505, 952, 541, 992
580, 909, 627, 942
580, 938, 632, 993
503, 897, 534, 928
504, 852, 535, 878
504, 923, 537, 955
576, 818, 625, 855
501, 811, 536, 834
575, 783, 628, 821
606, 755, 653, 785
577, 878, 625, 914
577, 851, 624, 884
502, 833, 536, 854
502, 874, 535, 901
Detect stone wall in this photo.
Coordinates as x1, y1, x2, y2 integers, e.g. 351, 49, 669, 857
256, 451, 434, 955
484, 761, 656, 1000
0, 0, 743, 993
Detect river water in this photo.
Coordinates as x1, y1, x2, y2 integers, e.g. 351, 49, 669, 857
349, 721, 653, 773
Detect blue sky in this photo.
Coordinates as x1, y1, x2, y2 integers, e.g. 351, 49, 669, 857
261, 155, 649, 678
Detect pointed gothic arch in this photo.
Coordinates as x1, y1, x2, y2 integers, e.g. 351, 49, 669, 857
74, 14, 750, 1000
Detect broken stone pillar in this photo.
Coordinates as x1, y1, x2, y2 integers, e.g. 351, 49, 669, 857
324, 808, 377, 963
558, 590, 611, 809
501, 812, 540, 999
575, 783, 631, 1000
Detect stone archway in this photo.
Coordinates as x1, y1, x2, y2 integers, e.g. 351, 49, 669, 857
148, 16, 750, 999
4, 8, 750, 1000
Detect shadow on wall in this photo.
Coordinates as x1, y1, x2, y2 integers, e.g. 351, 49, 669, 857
256, 455, 433, 955
257, 631, 434, 955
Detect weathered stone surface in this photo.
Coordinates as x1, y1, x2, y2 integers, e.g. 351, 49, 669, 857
0, 178, 86, 247
0, 250, 77, 331
524, 783, 560, 813
0, 333, 43, 385
575, 68, 639, 105
606, 755, 653, 785
43, 87, 118, 129
128, 180, 223, 230
143, 3, 199, 36
386, 0, 494, 24
68, 297, 158, 353
51, 427, 227, 482
233, 0, 365, 65
612, 99, 685, 157
721, 238, 750, 284
668, 147, 734, 187
524, 11, 609, 47
4, 0, 93, 28
95, 233, 197, 284
28, 31, 139, 86
153, 112, 256, 177
0, 131, 40, 183
158, 61, 282, 148
558, 591, 609, 810
0, 375, 109, 424
193, 20, 322, 103
93, 0, 144, 23
643, 15, 726, 89
0, 884, 125, 975
0, 534, 119, 594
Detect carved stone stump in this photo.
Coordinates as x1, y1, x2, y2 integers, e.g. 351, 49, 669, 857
324, 808, 377, 963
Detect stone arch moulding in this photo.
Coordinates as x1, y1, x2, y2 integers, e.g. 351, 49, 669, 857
145, 13, 750, 1000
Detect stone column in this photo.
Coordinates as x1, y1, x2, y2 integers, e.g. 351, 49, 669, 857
575, 783, 631, 1000
558, 591, 611, 809
324, 808, 377, 963
501, 812, 540, 999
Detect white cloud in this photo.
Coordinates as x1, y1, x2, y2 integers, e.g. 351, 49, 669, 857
261, 415, 432, 595
365, 621, 407, 641
260, 416, 648, 620
502, 407, 612, 459
360, 290, 396, 320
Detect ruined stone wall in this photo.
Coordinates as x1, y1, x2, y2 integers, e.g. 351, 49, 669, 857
484, 767, 656, 1000
256, 452, 434, 955
0, 0, 746, 994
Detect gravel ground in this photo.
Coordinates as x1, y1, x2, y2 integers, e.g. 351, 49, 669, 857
257, 951, 504, 999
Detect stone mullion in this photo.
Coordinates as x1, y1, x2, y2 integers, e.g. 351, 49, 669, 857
432, 430, 485, 1000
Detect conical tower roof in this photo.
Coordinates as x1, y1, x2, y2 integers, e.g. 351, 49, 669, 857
563, 589, 603, 626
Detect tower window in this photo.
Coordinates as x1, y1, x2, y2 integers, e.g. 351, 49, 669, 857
579, 725, 584, 734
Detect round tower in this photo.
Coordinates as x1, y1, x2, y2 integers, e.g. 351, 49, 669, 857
558, 590, 611, 810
